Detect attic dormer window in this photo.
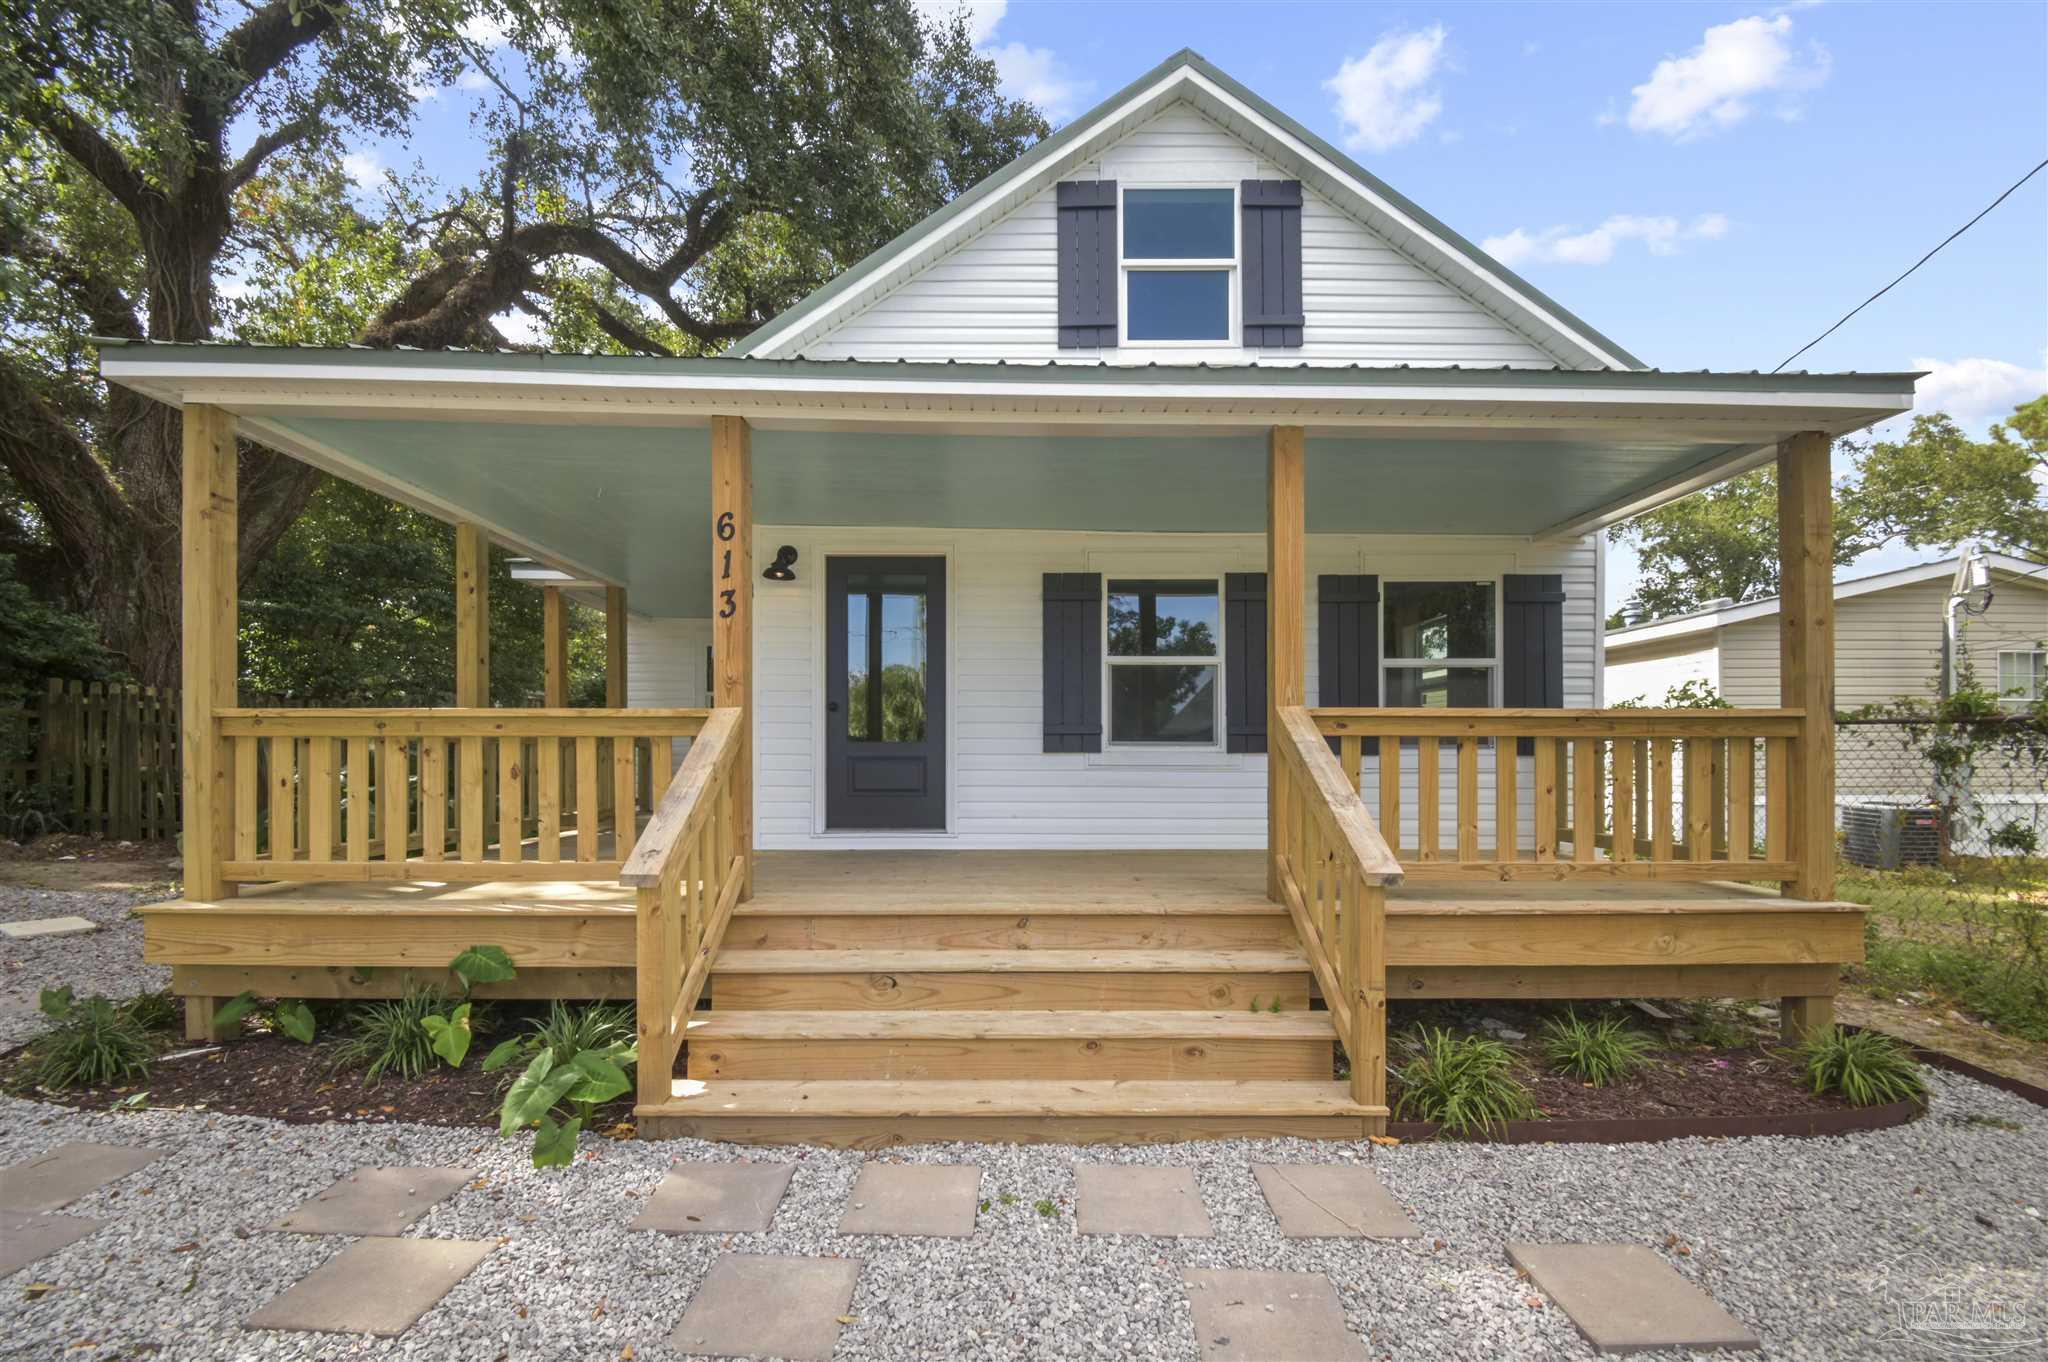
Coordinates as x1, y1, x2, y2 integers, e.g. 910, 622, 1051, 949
1121, 188, 1235, 343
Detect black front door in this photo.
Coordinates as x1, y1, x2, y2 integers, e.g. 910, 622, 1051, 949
825, 556, 946, 830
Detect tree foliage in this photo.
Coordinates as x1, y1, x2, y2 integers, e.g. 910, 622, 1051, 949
1609, 396, 2048, 623
4, 0, 1043, 692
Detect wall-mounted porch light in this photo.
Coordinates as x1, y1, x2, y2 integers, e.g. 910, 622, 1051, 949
763, 545, 799, 582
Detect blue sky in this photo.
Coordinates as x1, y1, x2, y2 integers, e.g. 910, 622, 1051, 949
363, 2, 2048, 610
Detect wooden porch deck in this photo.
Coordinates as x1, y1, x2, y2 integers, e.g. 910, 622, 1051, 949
141, 851, 1861, 1145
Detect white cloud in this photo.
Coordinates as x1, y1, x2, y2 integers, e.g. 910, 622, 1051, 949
1482, 213, 1730, 267
1325, 25, 1449, 153
911, 0, 1088, 122
1625, 14, 1830, 139
1906, 356, 2047, 429
912, 0, 1005, 47
459, 14, 512, 49
493, 309, 547, 347
340, 151, 383, 192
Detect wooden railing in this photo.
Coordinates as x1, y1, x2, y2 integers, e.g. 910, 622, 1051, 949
1270, 706, 1403, 1116
621, 707, 746, 1109
1309, 708, 1803, 881
215, 708, 710, 884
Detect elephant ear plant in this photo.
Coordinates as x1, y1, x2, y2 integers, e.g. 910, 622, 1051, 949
457, 961, 637, 1168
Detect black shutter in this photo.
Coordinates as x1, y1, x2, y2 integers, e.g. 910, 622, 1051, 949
1241, 180, 1304, 348
1318, 574, 1379, 753
1057, 182, 1118, 348
1224, 573, 1267, 754
1042, 573, 1103, 752
1503, 574, 1566, 755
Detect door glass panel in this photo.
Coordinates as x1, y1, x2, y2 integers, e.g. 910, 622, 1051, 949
845, 590, 872, 740
878, 588, 929, 742
1111, 665, 1217, 743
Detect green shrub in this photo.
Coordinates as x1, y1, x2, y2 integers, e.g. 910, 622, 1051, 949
332, 986, 450, 1084
1392, 1026, 1536, 1137
529, 1001, 634, 1065
1800, 1026, 1927, 1107
122, 989, 181, 1033
1540, 1009, 1657, 1087
28, 989, 153, 1089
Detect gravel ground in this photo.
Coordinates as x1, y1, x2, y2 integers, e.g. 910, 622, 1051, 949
0, 883, 168, 1048
0, 1069, 2042, 1362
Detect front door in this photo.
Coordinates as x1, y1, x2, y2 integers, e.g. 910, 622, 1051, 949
825, 556, 947, 830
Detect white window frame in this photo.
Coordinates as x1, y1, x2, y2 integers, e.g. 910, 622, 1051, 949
1102, 574, 1227, 751
1379, 577, 1502, 709
1997, 647, 2046, 706
1118, 183, 1239, 348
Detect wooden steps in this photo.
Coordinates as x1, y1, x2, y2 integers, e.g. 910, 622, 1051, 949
636, 1080, 1383, 1147
684, 1010, 1335, 1080
635, 853, 1357, 1146
709, 949, 1310, 1012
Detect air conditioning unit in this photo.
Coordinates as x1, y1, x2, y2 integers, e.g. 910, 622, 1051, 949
1842, 804, 1942, 870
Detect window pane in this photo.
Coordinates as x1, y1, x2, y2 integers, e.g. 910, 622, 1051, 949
1111, 665, 1217, 743
1127, 270, 1230, 341
1385, 666, 1492, 708
1108, 580, 1219, 657
2003, 650, 2046, 701
1124, 189, 1234, 258
879, 591, 928, 742
1384, 581, 1496, 660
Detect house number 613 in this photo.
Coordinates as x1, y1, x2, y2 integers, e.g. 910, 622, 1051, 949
716, 510, 738, 617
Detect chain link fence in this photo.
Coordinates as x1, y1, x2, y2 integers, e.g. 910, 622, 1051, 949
1833, 715, 2048, 1037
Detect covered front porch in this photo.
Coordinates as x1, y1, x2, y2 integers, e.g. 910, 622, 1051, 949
104, 344, 1911, 1141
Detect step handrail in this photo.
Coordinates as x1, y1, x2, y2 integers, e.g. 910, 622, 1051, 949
1271, 704, 1399, 1115
622, 706, 746, 1108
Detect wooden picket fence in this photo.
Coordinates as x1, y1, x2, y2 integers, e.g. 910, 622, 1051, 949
2, 679, 182, 841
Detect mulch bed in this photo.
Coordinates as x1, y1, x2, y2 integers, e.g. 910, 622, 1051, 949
1512, 1044, 1851, 1122
2, 1034, 634, 1132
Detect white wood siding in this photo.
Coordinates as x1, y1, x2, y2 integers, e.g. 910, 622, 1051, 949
798, 103, 1559, 368
621, 526, 1598, 850
627, 616, 713, 708
1604, 636, 1721, 706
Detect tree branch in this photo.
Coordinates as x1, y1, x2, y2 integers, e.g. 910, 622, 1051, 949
23, 102, 153, 221
216, 0, 336, 98
228, 113, 323, 188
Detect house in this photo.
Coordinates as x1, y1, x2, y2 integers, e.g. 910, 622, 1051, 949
103, 50, 1915, 1144
1605, 551, 2048, 710
1608, 553, 2047, 855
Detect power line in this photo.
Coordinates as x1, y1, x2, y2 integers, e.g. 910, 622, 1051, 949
1771, 157, 2048, 373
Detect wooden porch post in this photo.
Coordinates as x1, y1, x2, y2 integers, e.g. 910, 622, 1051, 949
1778, 429, 1838, 1039
180, 403, 238, 1039
711, 415, 754, 898
1266, 426, 1306, 901
605, 586, 629, 708
543, 586, 570, 707
454, 522, 490, 706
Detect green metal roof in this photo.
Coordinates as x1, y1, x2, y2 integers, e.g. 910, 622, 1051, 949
723, 48, 1647, 369
93, 337, 1918, 394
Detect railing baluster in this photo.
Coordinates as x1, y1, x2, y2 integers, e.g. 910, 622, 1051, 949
1533, 739, 1558, 862
537, 738, 562, 862
1341, 735, 1361, 795
1651, 739, 1675, 862
499, 736, 524, 863
613, 735, 639, 861
1729, 737, 1755, 862
1378, 740, 1402, 858
575, 737, 600, 863
1684, 737, 1712, 863
1611, 738, 1636, 863
380, 737, 408, 864
419, 737, 446, 862
233, 736, 259, 861
1710, 737, 1729, 858
346, 736, 370, 862
306, 737, 335, 862
458, 736, 485, 863
1571, 738, 1599, 864
1765, 737, 1791, 863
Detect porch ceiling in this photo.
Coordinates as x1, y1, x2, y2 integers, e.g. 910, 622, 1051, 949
98, 343, 1918, 618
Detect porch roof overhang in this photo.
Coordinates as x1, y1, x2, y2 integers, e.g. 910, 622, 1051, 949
99, 342, 1918, 617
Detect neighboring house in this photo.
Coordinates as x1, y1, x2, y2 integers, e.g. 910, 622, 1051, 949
1605, 552, 2048, 710
106, 51, 1915, 1142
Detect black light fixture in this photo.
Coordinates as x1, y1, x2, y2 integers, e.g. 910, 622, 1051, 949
762, 545, 799, 582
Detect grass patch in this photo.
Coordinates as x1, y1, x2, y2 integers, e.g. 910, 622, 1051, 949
1840, 857, 2048, 1042
1799, 1026, 1927, 1107
1391, 1026, 1536, 1138
1540, 1009, 1657, 1087
27, 992, 154, 1089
